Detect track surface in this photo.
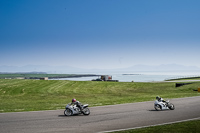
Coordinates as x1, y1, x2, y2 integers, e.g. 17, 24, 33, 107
1, 96, 200, 133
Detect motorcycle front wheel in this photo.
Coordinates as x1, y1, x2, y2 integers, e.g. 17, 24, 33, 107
154, 104, 162, 111
64, 109, 73, 116
82, 108, 90, 115
168, 103, 175, 110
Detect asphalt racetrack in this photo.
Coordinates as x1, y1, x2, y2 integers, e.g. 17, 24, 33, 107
1, 96, 200, 133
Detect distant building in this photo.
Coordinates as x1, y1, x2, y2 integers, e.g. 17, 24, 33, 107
101, 75, 112, 81
40, 77, 48, 80
16, 77, 25, 79
92, 75, 118, 82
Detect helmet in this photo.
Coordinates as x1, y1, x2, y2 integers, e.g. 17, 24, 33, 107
72, 98, 76, 102
156, 96, 160, 100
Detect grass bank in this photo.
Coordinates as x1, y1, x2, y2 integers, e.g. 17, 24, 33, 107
0, 79, 200, 112
114, 119, 200, 133
166, 76, 200, 81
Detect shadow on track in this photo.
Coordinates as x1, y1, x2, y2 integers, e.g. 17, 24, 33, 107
58, 114, 88, 117
148, 109, 170, 111
148, 109, 157, 111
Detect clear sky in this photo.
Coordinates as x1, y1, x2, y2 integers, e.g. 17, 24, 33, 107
1, 0, 200, 69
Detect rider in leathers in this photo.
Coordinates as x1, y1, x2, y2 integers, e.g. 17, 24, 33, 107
156, 96, 166, 102
71, 99, 83, 111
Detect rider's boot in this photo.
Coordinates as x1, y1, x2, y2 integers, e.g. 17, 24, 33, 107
80, 107, 83, 112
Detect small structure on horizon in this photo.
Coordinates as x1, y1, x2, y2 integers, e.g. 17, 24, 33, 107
92, 75, 118, 82
15, 77, 25, 79
40, 77, 48, 80
100, 75, 112, 81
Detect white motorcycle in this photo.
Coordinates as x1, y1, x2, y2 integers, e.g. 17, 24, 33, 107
64, 103, 90, 116
154, 100, 175, 111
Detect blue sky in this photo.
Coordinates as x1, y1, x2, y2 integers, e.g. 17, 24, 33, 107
1, 0, 200, 69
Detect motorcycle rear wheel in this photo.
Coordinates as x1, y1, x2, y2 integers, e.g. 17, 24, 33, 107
64, 109, 73, 116
155, 104, 162, 111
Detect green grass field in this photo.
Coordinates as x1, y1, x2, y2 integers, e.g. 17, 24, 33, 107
113, 119, 200, 133
0, 79, 200, 112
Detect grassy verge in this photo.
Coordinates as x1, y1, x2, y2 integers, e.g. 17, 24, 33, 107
0, 79, 200, 112
113, 119, 200, 133
166, 76, 200, 81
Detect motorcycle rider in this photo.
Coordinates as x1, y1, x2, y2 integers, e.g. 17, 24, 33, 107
156, 96, 166, 103
71, 98, 83, 111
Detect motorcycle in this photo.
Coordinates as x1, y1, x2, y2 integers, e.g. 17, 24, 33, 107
154, 99, 175, 111
64, 103, 90, 116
